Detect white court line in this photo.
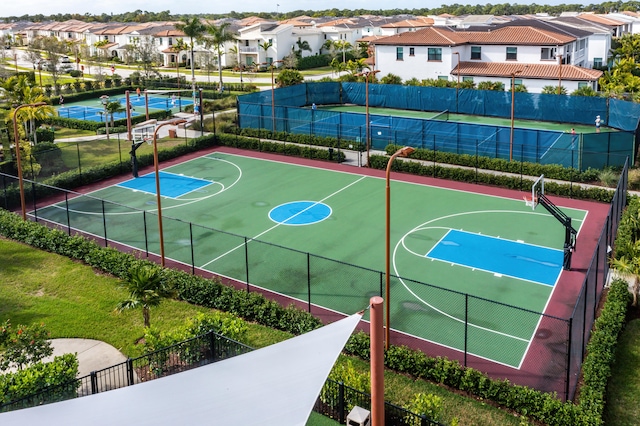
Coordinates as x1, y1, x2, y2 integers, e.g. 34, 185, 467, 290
199, 175, 367, 269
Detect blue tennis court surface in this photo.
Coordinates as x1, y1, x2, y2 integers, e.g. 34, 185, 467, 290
426, 229, 563, 286
117, 171, 211, 198
57, 95, 194, 122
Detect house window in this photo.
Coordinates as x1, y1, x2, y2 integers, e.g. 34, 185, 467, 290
594, 57, 603, 68
409, 47, 415, 56
578, 82, 588, 88
245, 40, 249, 46
158, 38, 163, 45
396, 47, 403, 61
506, 47, 517, 60
471, 46, 481, 60
540, 47, 556, 60
438, 76, 449, 80
462, 76, 474, 83
512, 79, 523, 88
168, 38, 173, 46
428, 48, 442, 61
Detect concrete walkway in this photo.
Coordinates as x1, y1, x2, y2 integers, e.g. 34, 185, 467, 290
46, 339, 128, 378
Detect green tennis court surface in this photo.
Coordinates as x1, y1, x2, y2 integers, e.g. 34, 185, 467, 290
34, 153, 587, 367
318, 105, 616, 133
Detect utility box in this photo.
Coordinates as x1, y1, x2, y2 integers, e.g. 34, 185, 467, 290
168, 129, 177, 138
346, 406, 370, 426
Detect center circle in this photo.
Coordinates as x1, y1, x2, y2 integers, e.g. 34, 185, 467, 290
268, 201, 332, 226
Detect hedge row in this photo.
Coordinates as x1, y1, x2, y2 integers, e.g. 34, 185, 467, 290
0, 354, 78, 405
0, 209, 322, 337
370, 152, 615, 203
383, 144, 601, 183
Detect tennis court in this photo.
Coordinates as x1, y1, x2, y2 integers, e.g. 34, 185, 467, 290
32, 150, 595, 368
56, 94, 194, 122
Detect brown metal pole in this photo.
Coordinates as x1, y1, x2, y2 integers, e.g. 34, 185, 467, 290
145, 90, 150, 121
125, 90, 132, 143
385, 147, 414, 349
370, 296, 385, 426
13, 102, 46, 221
510, 73, 515, 162
152, 119, 186, 267
365, 74, 370, 167
152, 124, 165, 267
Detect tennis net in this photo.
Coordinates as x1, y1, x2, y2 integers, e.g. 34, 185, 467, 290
431, 110, 449, 121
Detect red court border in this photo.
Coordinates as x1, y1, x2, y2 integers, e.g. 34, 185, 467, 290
34, 145, 610, 398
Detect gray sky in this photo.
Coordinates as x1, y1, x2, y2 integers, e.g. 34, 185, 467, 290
3, 0, 569, 18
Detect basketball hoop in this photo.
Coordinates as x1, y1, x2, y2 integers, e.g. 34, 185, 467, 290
144, 136, 152, 146
523, 196, 538, 209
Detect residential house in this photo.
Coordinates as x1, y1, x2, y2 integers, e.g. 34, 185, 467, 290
371, 25, 602, 93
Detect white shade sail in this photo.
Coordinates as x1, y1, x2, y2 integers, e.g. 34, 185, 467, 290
1, 312, 363, 426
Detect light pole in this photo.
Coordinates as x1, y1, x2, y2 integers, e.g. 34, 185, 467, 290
509, 70, 523, 162
100, 94, 110, 140
13, 102, 46, 220
356, 69, 380, 167
453, 52, 460, 113
385, 146, 415, 349
152, 119, 187, 267
557, 53, 563, 95
268, 60, 283, 135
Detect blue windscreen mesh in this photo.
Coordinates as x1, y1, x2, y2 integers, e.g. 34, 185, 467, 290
237, 82, 636, 169
609, 98, 640, 131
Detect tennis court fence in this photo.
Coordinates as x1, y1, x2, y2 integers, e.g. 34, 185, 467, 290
0, 162, 627, 402
238, 104, 632, 171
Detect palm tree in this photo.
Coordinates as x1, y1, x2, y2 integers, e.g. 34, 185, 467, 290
172, 38, 189, 92
204, 22, 236, 92
259, 41, 273, 66
106, 101, 125, 126
13, 86, 55, 145
174, 18, 206, 99
333, 40, 352, 63
115, 264, 176, 328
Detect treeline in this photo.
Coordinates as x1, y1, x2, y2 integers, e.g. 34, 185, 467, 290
3, 2, 640, 23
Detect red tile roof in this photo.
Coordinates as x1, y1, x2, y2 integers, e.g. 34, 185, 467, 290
372, 25, 575, 46
373, 27, 468, 46
578, 13, 626, 26
453, 61, 603, 81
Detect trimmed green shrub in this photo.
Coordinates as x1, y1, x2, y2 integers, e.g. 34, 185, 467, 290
0, 354, 79, 405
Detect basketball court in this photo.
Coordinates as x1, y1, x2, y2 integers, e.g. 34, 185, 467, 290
29, 146, 607, 371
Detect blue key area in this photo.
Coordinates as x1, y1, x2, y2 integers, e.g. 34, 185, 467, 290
118, 171, 211, 198
426, 229, 562, 286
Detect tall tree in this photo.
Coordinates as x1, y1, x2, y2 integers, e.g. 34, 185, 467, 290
204, 22, 236, 92
174, 18, 206, 101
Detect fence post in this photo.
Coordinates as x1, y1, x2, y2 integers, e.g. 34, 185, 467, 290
90, 371, 98, 394
76, 143, 82, 175
464, 294, 468, 367
31, 182, 37, 222
143, 211, 149, 257
189, 223, 195, 274
127, 358, 134, 386
307, 252, 311, 312
565, 317, 573, 402
101, 200, 108, 247
65, 193, 71, 235
338, 381, 345, 424
244, 236, 250, 292
210, 331, 217, 362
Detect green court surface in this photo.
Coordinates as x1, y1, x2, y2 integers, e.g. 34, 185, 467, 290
34, 153, 587, 367
318, 105, 616, 133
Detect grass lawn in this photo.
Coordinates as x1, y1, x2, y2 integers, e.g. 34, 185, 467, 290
602, 310, 640, 425
55, 135, 189, 170
0, 236, 538, 425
